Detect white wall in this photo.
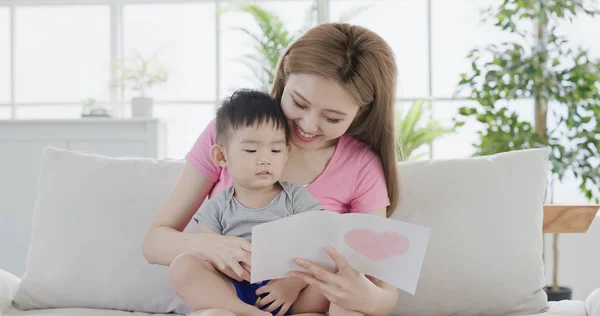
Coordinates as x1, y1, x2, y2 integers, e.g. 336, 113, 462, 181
544, 218, 600, 301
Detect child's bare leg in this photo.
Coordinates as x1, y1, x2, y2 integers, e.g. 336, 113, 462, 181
292, 287, 362, 316
289, 284, 329, 314
328, 303, 363, 316
169, 253, 269, 316
288, 285, 327, 315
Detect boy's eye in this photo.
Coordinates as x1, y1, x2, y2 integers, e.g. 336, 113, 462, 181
244, 150, 256, 153
271, 150, 281, 153
326, 117, 341, 124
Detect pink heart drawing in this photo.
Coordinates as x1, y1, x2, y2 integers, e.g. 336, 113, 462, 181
344, 229, 410, 261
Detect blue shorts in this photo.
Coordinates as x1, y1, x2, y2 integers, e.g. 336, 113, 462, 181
232, 279, 293, 315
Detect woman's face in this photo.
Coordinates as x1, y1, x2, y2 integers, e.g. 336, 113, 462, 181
281, 73, 361, 150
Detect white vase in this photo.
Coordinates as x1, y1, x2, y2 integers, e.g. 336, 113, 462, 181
131, 97, 153, 118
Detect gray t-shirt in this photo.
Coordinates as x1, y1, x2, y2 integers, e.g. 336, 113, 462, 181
193, 181, 323, 242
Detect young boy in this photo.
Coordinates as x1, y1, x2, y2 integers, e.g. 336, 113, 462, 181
188, 89, 326, 316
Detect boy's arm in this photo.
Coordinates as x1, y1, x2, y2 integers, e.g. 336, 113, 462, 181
193, 194, 224, 235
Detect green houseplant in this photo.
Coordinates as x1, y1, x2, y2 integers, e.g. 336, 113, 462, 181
397, 100, 455, 161
455, 0, 600, 301
229, 3, 299, 92
112, 49, 169, 118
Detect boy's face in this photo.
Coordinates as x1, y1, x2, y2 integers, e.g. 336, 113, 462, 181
214, 122, 290, 190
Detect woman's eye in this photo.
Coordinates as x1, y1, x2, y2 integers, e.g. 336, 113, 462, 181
293, 99, 307, 110
244, 150, 256, 153
326, 117, 341, 124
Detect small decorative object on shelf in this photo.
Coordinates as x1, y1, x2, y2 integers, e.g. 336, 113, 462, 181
81, 98, 111, 118
111, 49, 169, 119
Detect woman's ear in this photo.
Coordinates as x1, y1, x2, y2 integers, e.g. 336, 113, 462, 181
210, 144, 228, 168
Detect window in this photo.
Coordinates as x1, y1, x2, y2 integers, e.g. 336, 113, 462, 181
431, 0, 529, 98
123, 3, 217, 101
153, 104, 216, 159
560, 12, 600, 59
219, 0, 316, 98
0, 7, 9, 104
430, 100, 480, 159
330, 0, 429, 98
431, 98, 534, 159
553, 174, 592, 204
2, 1, 598, 179
16, 105, 81, 119
15, 5, 110, 103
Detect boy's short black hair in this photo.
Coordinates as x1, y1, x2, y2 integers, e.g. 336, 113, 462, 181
215, 89, 290, 146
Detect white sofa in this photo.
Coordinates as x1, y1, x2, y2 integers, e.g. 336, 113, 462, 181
1, 147, 599, 316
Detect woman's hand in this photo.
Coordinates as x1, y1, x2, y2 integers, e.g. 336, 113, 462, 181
255, 278, 307, 316
289, 247, 398, 316
195, 233, 252, 282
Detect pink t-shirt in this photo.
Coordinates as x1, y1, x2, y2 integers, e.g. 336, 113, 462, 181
186, 119, 390, 214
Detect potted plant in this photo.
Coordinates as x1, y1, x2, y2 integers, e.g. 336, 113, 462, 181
396, 99, 455, 161
112, 49, 169, 118
454, 0, 600, 301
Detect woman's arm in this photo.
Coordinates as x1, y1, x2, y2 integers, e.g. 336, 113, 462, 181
142, 162, 252, 280
142, 162, 215, 266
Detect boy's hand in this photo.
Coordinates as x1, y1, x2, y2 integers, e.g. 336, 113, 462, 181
255, 278, 307, 316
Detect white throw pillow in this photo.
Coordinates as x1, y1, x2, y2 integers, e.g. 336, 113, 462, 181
391, 148, 550, 315
12, 147, 192, 314
0, 269, 20, 314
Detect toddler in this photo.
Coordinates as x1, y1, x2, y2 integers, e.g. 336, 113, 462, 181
186, 89, 326, 316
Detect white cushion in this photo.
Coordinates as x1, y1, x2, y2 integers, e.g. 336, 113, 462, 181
586, 288, 600, 316
12, 146, 550, 315
391, 148, 549, 315
3, 306, 179, 316
12, 147, 192, 314
0, 268, 20, 314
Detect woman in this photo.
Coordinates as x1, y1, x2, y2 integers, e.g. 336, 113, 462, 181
142, 22, 400, 316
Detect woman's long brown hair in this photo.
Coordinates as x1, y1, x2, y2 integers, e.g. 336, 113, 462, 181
270, 23, 400, 217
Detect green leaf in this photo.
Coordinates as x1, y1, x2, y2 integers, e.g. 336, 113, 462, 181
397, 100, 455, 160
456, 0, 600, 203
399, 99, 425, 141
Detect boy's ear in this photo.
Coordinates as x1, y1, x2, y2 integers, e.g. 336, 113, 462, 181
283, 144, 291, 160
210, 144, 228, 168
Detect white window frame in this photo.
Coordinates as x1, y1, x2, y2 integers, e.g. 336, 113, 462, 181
1, 0, 451, 150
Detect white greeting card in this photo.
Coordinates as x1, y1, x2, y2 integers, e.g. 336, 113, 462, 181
251, 211, 431, 295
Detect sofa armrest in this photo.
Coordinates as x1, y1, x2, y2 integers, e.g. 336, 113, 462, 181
0, 269, 20, 314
